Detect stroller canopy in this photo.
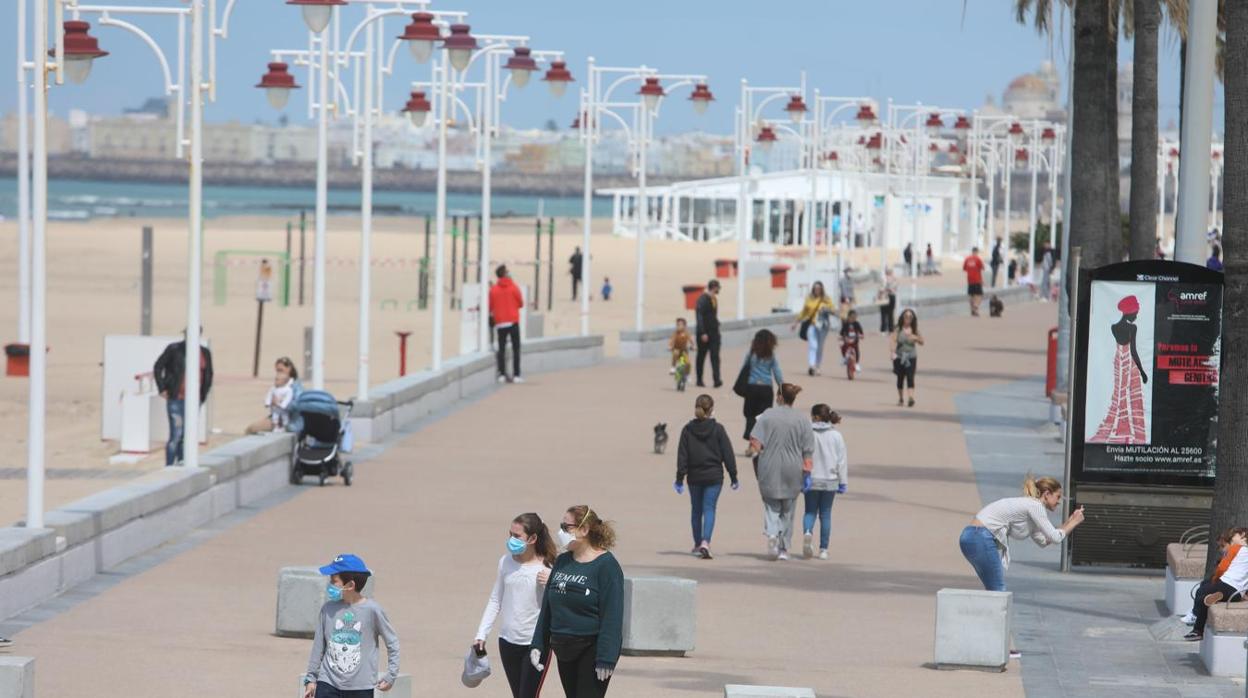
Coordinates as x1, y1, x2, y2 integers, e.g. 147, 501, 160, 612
290, 390, 340, 418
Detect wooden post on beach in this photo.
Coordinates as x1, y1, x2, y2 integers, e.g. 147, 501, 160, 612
141, 226, 153, 335
298, 210, 307, 306
252, 300, 265, 378
533, 217, 542, 311
546, 217, 554, 312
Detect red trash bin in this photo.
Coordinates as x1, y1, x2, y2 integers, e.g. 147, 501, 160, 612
682, 284, 705, 310
714, 258, 737, 279
769, 264, 790, 289
5, 343, 30, 377
1045, 326, 1058, 397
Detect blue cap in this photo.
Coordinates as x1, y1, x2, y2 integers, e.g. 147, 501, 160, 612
318, 553, 370, 576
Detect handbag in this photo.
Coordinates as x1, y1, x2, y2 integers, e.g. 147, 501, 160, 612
732, 357, 751, 398
798, 319, 811, 341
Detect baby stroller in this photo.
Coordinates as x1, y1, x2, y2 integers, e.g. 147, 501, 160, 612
288, 390, 354, 486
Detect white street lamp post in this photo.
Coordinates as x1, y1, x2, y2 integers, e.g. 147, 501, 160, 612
27, 0, 49, 528
15, 0, 32, 345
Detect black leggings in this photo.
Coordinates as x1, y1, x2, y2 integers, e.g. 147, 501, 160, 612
499, 638, 551, 698
550, 634, 611, 698
742, 384, 774, 440
894, 357, 916, 390
497, 324, 521, 378
1192, 579, 1239, 634
879, 293, 895, 333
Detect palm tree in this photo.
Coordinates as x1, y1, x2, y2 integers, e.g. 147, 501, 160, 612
1127, 2, 1159, 261
1208, 0, 1246, 575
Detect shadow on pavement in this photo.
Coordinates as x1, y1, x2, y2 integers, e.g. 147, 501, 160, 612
967, 346, 1047, 356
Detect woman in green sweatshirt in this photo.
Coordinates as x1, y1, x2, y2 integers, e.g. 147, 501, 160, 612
530, 505, 625, 698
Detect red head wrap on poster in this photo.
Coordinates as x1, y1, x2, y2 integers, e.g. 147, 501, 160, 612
1118, 295, 1140, 314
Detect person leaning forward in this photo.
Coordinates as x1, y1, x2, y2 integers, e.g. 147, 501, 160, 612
695, 279, 722, 388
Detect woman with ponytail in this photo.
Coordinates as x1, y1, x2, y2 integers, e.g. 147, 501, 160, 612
675, 394, 739, 560
531, 506, 624, 698
960, 475, 1085, 593
474, 513, 558, 697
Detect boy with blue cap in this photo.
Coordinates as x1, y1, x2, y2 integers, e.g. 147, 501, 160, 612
303, 554, 401, 698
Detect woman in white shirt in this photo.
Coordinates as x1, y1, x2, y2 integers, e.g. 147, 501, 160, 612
475, 513, 558, 698
959, 475, 1085, 591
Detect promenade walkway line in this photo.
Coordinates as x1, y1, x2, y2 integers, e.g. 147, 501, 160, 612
957, 378, 1242, 698
13, 302, 1057, 697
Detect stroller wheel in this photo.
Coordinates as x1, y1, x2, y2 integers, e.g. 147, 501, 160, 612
318, 474, 327, 487
288, 457, 301, 485
343, 462, 353, 487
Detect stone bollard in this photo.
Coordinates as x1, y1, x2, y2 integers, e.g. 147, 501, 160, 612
724, 685, 816, 698
277, 566, 375, 638
933, 588, 1011, 671
621, 576, 696, 656
0, 657, 35, 698
296, 673, 411, 697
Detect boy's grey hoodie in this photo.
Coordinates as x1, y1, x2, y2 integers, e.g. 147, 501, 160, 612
809, 422, 848, 490
305, 598, 400, 690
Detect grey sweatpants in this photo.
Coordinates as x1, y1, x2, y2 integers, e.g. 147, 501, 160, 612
762, 497, 797, 550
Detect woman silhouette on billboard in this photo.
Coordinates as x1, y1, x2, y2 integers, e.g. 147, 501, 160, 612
1090, 295, 1149, 444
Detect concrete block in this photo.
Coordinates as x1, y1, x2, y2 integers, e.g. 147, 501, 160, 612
0, 657, 34, 698
723, 685, 815, 698
97, 489, 213, 569
238, 457, 291, 507
621, 576, 696, 656
277, 566, 376, 638
933, 588, 1011, 670
295, 672, 410, 697
43, 509, 96, 548
0, 528, 57, 577
1199, 630, 1246, 677
199, 452, 242, 481
1165, 566, 1200, 616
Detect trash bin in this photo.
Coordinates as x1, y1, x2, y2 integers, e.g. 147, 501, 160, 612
4, 343, 30, 377
769, 264, 790, 289
1045, 326, 1058, 397
714, 259, 737, 279
682, 285, 705, 311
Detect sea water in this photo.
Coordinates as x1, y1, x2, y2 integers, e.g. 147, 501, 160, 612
0, 177, 611, 222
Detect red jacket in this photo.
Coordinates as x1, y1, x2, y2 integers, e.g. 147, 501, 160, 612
489, 277, 524, 325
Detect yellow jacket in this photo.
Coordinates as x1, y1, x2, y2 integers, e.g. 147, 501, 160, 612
797, 295, 835, 323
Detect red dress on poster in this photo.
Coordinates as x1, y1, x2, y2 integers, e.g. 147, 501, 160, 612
1090, 295, 1150, 444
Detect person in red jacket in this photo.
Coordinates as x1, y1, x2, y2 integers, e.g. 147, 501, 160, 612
490, 265, 525, 383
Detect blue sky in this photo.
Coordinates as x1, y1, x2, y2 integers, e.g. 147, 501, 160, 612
3, 0, 1222, 136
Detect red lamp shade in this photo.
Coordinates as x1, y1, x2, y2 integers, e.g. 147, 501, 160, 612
256, 62, 299, 109
1212, 150, 1222, 160
503, 47, 538, 89
639, 77, 665, 110
58, 20, 108, 84
865, 132, 883, 150
542, 60, 574, 98
924, 112, 943, 133
755, 125, 778, 151
442, 24, 478, 72
689, 83, 714, 115
1008, 121, 1025, 137
826, 151, 839, 162
783, 95, 807, 123
952, 115, 971, 131
854, 104, 877, 126
1040, 127, 1057, 142
947, 143, 959, 154
1014, 148, 1029, 164
397, 12, 441, 63
402, 90, 432, 128
929, 142, 940, 152
1169, 147, 1180, 158
286, 0, 346, 34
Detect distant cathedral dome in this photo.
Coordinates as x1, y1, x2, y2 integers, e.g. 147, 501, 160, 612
1000, 63, 1062, 120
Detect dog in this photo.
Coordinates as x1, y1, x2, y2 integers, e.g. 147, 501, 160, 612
989, 294, 1004, 318
653, 423, 669, 455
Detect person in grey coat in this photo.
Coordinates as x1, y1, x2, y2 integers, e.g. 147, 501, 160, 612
748, 383, 815, 561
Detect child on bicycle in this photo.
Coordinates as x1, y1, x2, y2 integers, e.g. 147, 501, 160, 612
669, 318, 694, 375
839, 309, 864, 371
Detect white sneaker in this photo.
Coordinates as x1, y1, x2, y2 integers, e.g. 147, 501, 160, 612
513, 376, 525, 383
668, 367, 676, 375
818, 549, 828, 560
802, 533, 814, 559
1181, 611, 1197, 625
777, 550, 790, 561
497, 375, 507, 383
766, 537, 780, 560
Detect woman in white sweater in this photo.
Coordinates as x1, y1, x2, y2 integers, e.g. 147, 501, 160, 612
959, 475, 1084, 592
474, 513, 558, 698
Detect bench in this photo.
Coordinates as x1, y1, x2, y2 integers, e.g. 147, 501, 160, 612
933, 589, 1011, 671
1165, 542, 1207, 616
1199, 601, 1248, 677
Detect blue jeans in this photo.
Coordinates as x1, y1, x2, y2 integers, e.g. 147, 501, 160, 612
959, 525, 1006, 591
689, 482, 723, 546
802, 490, 836, 550
165, 398, 185, 466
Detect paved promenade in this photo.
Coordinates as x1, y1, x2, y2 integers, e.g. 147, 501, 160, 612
11, 300, 1058, 697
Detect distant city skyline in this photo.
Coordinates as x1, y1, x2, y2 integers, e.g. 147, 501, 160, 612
1, 1, 1225, 137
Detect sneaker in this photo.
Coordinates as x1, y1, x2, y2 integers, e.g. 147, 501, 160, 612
513, 376, 525, 384
669, 367, 676, 375
1008, 650, 1021, 659
818, 549, 828, 560
691, 547, 701, 557
855, 362, 863, 373
1184, 631, 1203, 642
808, 367, 815, 376
1205, 591, 1224, 607
497, 375, 507, 383
777, 550, 790, 561
698, 545, 712, 560
1181, 611, 1197, 625
802, 533, 814, 559
766, 537, 780, 560
907, 397, 915, 407
713, 381, 723, 388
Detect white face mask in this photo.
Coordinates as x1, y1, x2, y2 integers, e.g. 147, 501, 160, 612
556, 529, 576, 550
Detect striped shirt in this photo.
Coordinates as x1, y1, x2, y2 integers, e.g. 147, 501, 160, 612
974, 496, 1065, 569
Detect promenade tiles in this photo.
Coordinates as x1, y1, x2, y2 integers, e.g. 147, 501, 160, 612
11, 299, 1053, 697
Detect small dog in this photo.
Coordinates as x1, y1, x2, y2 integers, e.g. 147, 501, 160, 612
989, 295, 1005, 318
653, 423, 669, 455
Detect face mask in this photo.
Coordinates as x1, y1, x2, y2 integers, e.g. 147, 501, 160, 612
556, 529, 576, 549
325, 583, 343, 602
507, 537, 528, 555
